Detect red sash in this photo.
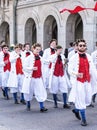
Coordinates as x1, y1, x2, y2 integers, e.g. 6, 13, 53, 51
16, 57, 23, 75
77, 55, 90, 83
4, 53, 11, 72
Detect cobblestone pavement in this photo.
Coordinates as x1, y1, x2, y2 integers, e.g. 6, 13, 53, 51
0, 90, 97, 130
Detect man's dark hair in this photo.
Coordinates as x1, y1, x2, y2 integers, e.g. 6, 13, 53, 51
33, 43, 41, 49
49, 39, 57, 45
69, 42, 73, 47
2, 44, 9, 49
24, 43, 30, 48
76, 39, 86, 45
56, 45, 63, 50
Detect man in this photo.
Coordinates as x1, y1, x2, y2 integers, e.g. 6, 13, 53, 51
22, 43, 47, 112
21, 43, 32, 66
68, 42, 74, 53
7, 44, 26, 104
68, 42, 78, 60
42, 39, 57, 89
68, 39, 97, 126
49, 45, 70, 108
91, 49, 97, 103
1, 44, 11, 99
0, 44, 6, 97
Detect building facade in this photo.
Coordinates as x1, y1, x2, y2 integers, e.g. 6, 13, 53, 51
0, 0, 97, 53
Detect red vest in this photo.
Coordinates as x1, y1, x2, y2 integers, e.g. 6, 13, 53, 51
16, 57, 23, 75
77, 55, 90, 83
53, 55, 64, 77
32, 55, 42, 78
49, 48, 55, 68
3, 53, 11, 72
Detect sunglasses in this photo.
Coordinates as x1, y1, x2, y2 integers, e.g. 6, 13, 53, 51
79, 44, 86, 47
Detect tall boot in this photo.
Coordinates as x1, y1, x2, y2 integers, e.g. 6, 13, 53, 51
63, 93, 70, 109
92, 94, 96, 103
20, 93, 26, 105
53, 94, 58, 108
4, 87, 9, 100
80, 109, 87, 126
13, 92, 19, 104
39, 102, 48, 112
26, 101, 31, 111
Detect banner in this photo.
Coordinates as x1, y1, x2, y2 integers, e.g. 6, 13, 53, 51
60, 2, 97, 14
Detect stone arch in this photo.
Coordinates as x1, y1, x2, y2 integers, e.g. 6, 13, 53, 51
0, 21, 9, 45
66, 13, 83, 47
43, 15, 58, 49
18, 9, 40, 28
25, 18, 37, 45
41, 6, 62, 27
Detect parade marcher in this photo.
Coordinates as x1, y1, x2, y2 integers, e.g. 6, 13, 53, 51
91, 49, 97, 103
68, 39, 97, 126
68, 42, 78, 60
22, 43, 48, 112
42, 39, 57, 89
68, 42, 74, 53
1, 44, 11, 99
0, 44, 6, 97
49, 45, 70, 108
7, 44, 26, 104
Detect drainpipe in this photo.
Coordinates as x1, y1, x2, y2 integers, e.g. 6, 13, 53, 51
13, 0, 18, 44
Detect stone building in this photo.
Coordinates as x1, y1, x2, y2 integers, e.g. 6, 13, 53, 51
0, 0, 97, 53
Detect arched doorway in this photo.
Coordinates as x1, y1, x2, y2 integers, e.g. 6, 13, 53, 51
25, 18, 37, 45
44, 15, 58, 49
0, 22, 9, 45
66, 13, 83, 47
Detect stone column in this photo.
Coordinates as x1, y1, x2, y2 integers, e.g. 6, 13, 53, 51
17, 24, 25, 44
9, 0, 15, 45
1, 0, 3, 8
58, 23, 66, 50
83, 19, 95, 53
37, 23, 44, 49
5, 0, 8, 8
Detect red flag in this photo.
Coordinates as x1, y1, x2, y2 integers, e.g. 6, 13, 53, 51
94, 2, 97, 11
60, 2, 97, 14
68, 6, 85, 14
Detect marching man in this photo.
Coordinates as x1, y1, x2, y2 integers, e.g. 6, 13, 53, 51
91, 49, 97, 103
42, 39, 57, 88
7, 44, 26, 104
0, 44, 5, 97
21, 43, 32, 65
68, 39, 97, 126
49, 45, 70, 108
22, 43, 48, 112
1, 44, 11, 99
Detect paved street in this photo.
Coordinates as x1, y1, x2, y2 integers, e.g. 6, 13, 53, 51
0, 91, 97, 130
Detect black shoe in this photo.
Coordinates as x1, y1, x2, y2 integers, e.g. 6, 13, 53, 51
87, 104, 94, 107
20, 100, 26, 105
81, 120, 87, 126
40, 107, 48, 112
63, 104, 70, 109
72, 109, 81, 120
14, 100, 19, 104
